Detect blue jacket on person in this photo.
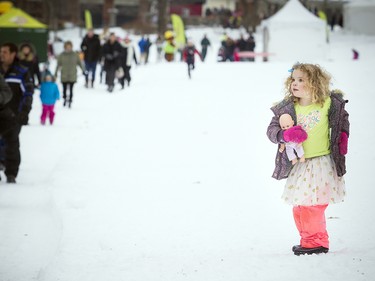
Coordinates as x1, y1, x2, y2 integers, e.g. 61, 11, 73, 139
40, 81, 60, 105
138, 38, 147, 53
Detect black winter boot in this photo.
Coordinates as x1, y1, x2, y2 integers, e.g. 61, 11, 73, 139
293, 246, 329, 256
6, 175, 16, 183
292, 245, 301, 252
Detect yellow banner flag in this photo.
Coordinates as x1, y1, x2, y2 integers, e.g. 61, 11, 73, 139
171, 14, 186, 49
85, 9, 92, 29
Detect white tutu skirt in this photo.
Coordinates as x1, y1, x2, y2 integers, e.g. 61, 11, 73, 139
282, 155, 345, 206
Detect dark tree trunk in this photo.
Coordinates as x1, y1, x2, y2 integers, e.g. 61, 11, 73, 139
249, 0, 260, 32
103, 0, 115, 27
157, 0, 168, 35
239, 0, 251, 32
138, 0, 149, 26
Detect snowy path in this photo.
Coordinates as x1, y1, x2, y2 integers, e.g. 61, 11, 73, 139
1, 59, 374, 281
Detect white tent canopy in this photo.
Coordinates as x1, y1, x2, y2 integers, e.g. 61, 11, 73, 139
344, 0, 375, 35
261, 0, 328, 62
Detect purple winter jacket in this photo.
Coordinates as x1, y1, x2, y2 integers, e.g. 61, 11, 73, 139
266, 91, 350, 180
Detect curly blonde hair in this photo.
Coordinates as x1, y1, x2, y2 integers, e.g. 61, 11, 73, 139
284, 63, 331, 107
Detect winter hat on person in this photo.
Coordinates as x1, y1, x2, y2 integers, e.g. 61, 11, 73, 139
45, 74, 53, 82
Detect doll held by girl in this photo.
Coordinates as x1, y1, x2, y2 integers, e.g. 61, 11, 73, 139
278, 113, 307, 165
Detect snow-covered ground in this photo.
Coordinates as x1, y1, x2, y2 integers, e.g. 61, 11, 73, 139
1, 25, 375, 281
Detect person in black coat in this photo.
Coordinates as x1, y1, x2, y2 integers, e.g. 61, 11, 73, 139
81, 28, 101, 88
101, 33, 122, 92
0, 73, 13, 135
236, 34, 247, 52
0, 42, 34, 183
18, 43, 41, 88
200, 34, 211, 62
0, 73, 12, 108
0, 71, 13, 180
245, 34, 256, 62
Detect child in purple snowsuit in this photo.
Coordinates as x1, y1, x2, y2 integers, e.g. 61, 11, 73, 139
40, 74, 60, 125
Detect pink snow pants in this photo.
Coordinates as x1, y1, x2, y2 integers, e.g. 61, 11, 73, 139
293, 204, 329, 248
41, 104, 55, 125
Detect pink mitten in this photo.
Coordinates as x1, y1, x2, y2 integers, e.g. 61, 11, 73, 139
283, 126, 308, 143
338, 132, 348, 155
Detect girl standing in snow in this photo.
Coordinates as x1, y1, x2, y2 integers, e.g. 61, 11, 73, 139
266, 63, 350, 256
40, 74, 60, 125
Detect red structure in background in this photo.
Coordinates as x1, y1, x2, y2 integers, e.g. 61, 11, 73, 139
169, 3, 203, 16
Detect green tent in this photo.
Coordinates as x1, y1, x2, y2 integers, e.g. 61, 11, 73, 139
0, 8, 48, 62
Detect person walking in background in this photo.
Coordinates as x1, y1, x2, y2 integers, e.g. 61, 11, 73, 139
236, 34, 247, 52
119, 36, 138, 89
200, 34, 211, 62
80, 28, 101, 88
223, 36, 236, 62
144, 36, 152, 64
0, 42, 34, 183
155, 34, 164, 62
55, 41, 84, 108
40, 74, 60, 125
102, 33, 122, 93
245, 33, 256, 62
138, 36, 148, 64
99, 27, 110, 84
266, 63, 350, 256
18, 42, 41, 88
183, 41, 203, 79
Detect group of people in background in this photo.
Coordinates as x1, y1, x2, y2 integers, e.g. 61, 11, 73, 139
80, 29, 142, 93
204, 6, 242, 28
0, 42, 34, 183
218, 32, 256, 62
0, 33, 91, 183
0, 27, 258, 183
0, 27, 352, 260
